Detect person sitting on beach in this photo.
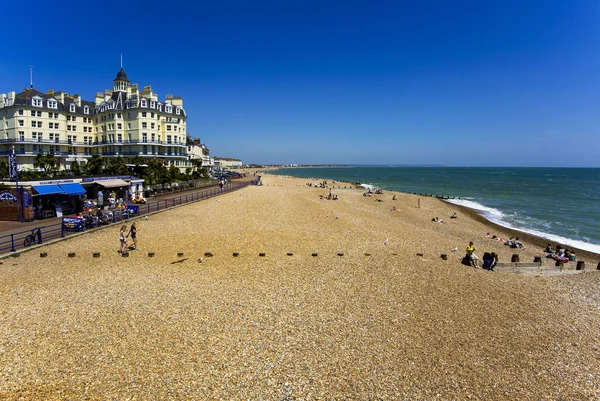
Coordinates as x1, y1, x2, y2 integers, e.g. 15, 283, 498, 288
545, 243, 553, 253
392, 195, 397, 200
333, 195, 338, 200
450, 212, 458, 219
482, 252, 498, 271
465, 241, 479, 267
513, 238, 526, 249
432, 217, 445, 223
505, 237, 514, 247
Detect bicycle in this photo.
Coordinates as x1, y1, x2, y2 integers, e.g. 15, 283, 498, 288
24, 229, 40, 247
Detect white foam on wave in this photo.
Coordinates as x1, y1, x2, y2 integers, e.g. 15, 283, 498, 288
445, 199, 600, 254
359, 183, 379, 191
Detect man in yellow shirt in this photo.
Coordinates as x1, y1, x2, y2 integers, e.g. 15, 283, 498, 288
466, 241, 479, 267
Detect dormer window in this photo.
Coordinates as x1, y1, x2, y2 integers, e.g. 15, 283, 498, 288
84, 106, 89, 114
150, 100, 155, 108
175, 107, 180, 115
165, 105, 172, 113
48, 99, 58, 109
141, 99, 147, 107
157, 103, 162, 111
70, 104, 76, 112
32, 96, 42, 107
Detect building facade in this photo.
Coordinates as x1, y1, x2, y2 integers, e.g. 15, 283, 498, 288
214, 157, 243, 169
187, 138, 214, 171
0, 68, 189, 171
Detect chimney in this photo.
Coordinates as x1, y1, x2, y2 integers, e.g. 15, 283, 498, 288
193, 138, 200, 146
95, 92, 104, 105
8, 91, 15, 105
0, 94, 5, 108
104, 90, 111, 101
54, 91, 64, 103
46, 89, 55, 96
74, 94, 81, 107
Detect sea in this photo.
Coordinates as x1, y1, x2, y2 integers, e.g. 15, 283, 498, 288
269, 167, 600, 254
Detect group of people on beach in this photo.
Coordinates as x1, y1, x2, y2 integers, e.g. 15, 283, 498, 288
118, 221, 139, 254
545, 244, 576, 263
484, 233, 526, 249
465, 241, 498, 271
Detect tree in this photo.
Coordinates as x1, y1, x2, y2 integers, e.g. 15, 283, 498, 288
0, 158, 8, 179
70, 161, 81, 176
84, 155, 104, 175
144, 158, 169, 185
104, 156, 129, 176
33, 153, 58, 176
129, 155, 146, 177
168, 164, 180, 182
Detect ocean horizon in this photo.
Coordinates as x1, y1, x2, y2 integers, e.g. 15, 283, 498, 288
269, 166, 600, 254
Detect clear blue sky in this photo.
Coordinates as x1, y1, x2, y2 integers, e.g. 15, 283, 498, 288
2, 1, 599, 166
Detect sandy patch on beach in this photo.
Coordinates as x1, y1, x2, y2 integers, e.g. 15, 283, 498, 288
1, 174, 599, 400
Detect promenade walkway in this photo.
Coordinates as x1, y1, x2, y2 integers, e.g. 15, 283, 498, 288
0, 177, 253, 257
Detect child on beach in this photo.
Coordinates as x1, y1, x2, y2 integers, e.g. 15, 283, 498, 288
128, 221, 139, 250
118, 225, 128, 254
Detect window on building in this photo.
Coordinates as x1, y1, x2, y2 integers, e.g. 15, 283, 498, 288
31, 121, 37, 128
165, 105, 172, 113
117, 123, 122, 129
18, 120, 24, 126
18, 110, 24, 115
128, 123, 131, 129
48, 100, 57, 109
55, 123, 59, 129
49, 133, 54, 141
142, 112, 147, 118
32, 144, 37, 153
72, 116, 76, 122
176, 107, 180, 115
37, 111, 42, 116
150, 100, 155, 108
70, 104, 76, 112
143, 145, 148, 154
167, 135, 172, 144
142, 122, 147, 129
141, 99, 147, 107
151, 133, 155, 142
142, 133, 147, 143
19, 131, 24, 141
151, 112, 155, 118
67, 116, 71, 121
84, 106, 89, 114
32, 97, 42, 107
37, 121, 42, 128
151, 123, 155, 129
31, 110, 36, 116
117, 113, 121, 119
166, 125, 171, 131
117, 134, 122, 142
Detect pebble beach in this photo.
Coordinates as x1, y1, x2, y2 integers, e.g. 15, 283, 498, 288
1, 173, 599, 400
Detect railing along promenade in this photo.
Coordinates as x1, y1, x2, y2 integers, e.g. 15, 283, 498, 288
0, 181, 250, 255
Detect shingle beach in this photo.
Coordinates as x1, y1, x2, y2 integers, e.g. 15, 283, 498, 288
1, 173, 599, 400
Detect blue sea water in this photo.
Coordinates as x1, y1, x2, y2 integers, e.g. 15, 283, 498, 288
270, 167, 600, 254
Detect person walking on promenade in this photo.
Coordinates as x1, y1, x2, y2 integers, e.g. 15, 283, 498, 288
128, 221, 139, 250
118, 225, 128, 254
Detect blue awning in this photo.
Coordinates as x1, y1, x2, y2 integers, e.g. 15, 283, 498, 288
32, 185, 65, 195
59, 183, 86, 195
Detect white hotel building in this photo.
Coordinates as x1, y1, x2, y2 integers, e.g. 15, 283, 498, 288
0, 68, 189, 170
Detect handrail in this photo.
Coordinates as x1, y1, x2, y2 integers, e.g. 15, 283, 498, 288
0, 181, 250, 256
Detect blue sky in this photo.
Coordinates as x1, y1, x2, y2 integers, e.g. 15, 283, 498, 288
2, 0, 599, 166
